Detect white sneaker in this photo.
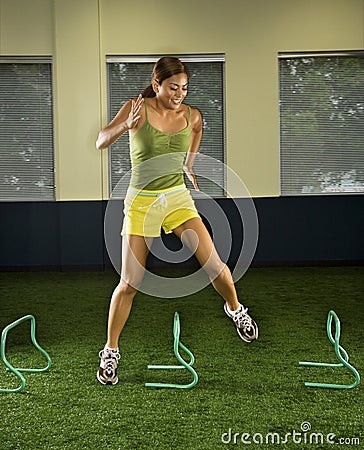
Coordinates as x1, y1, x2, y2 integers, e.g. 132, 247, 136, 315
224, 304, 259, 343
97, 348, 120, 385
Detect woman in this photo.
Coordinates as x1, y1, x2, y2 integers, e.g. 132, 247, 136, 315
96, 57, 258, 385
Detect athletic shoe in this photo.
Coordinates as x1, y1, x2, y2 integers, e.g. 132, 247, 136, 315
224, 303, 259, 343
97, 348, 120, 385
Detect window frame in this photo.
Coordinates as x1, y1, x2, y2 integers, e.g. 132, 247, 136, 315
0, 56, 55, 202
278, 50, 364, 196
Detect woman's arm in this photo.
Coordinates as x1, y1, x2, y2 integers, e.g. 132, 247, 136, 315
96, 95, 143, 150
183, 108, 203, 190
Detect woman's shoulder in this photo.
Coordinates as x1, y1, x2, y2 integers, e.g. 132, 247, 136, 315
185, 103, 201, 115
188, 105, 201, 115
186, 105, 202, 131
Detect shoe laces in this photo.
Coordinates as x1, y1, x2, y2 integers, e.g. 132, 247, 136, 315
233, 306, 252, 330
99, 350, 120, 370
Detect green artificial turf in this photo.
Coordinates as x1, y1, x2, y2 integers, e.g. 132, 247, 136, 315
0, 267, 363, 449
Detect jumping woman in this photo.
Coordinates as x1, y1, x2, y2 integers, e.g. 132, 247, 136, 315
96, 57, 258, 385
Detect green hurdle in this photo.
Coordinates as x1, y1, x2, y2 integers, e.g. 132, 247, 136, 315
146, 312, 198, 389
299, 310, 360, 389
0, 315, 52, 393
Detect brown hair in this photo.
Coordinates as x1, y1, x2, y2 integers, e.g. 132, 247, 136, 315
142, 57, 189, 98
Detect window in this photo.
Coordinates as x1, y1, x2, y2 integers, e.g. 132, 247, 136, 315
279, 51, 364, 195
106, 54, 225, 197
0, 57, 55, 201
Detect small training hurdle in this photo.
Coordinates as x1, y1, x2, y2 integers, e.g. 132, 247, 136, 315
146, 312, 198, 389
0, 315, 52, 393
299, 310, 360, 389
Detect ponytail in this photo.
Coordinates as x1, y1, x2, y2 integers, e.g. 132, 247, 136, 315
142, 84, 156, 98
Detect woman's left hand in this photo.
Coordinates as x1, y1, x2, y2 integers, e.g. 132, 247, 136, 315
183, 164, 200, 191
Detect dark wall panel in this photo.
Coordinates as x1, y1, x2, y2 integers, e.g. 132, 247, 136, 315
253, 196, 364, 264
0, 202, 60, 267
0, 196, 363, 270
0, 201, 105, 270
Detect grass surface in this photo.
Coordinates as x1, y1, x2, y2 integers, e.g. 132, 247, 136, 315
0, 267, 363, 449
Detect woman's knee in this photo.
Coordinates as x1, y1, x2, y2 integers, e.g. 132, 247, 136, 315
207, 261, 234, 285
201, 253, 227, 280
115, 280, 138, 298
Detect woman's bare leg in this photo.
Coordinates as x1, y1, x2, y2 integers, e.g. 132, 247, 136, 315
173, 217, 240, 312
173, 217, 258, 343
105, 234, 153, 348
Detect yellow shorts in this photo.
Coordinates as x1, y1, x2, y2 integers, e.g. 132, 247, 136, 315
121, 184, 200, 237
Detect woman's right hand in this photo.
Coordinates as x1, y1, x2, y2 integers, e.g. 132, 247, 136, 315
96, 94, 144, 149
125, 94, 144, 130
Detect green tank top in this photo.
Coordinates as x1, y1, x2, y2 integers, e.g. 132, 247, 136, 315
130, 102, 191, 190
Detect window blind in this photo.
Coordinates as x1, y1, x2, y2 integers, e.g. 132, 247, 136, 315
279, 51, 364, 195
0, 58, 55, 201
106, 55, 225, 198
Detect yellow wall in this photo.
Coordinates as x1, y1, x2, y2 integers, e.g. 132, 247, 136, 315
0, 0, 52, 55
1, 0, 363, 199
52, 0, 102, 200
